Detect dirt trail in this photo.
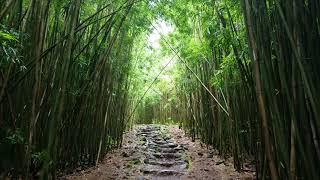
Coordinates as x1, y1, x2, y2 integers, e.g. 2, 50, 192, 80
63, 125, 255, 179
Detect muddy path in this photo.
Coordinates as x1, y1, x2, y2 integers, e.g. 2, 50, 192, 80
63, 125, 255, 179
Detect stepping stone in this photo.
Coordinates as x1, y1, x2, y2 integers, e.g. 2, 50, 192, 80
158, 170, 182, 176
147, 144, 159, 149
153, 140, 167, 145
159, 143, 178, 148
151, 152, 182, 159
173, 147, 184, 151
144, 159, 186, 167
141, 169, 182, 176
158, 148, 181, 153
168, 143, 178, 148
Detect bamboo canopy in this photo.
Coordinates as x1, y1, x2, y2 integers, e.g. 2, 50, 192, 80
0, 0, 319, 179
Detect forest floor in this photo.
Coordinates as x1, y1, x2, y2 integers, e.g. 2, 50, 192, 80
62, 125, 255, 180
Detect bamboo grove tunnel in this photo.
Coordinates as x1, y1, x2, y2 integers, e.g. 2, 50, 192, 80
0, 0, 320, 179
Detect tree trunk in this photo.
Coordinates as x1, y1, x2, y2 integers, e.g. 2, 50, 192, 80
243, 0, 278, 179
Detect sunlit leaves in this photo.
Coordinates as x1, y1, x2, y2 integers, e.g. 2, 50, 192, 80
0, 28, 22, 68
211, 51, 239, 87
0, 31, 18, 43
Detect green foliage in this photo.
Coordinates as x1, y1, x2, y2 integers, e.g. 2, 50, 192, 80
31, 151, 52, 170
106, 135, 115, 146
0, 27, 22, 67
5, 129, 25, 145
211, 51, 240, 88
0, 0, 141, 177
0, 31, 18, 44
0, 0, 318, 179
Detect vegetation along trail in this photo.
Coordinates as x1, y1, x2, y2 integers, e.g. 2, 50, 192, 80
64, 125, 254, 179
0, 0, 319, 179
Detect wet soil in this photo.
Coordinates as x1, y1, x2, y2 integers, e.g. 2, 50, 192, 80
62, 125, 255, 180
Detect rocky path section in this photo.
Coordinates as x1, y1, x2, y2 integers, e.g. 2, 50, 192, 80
137, 125, 189, 178
62, 125, 255, 180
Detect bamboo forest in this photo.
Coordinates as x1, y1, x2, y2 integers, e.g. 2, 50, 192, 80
0, 0, 319, 179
